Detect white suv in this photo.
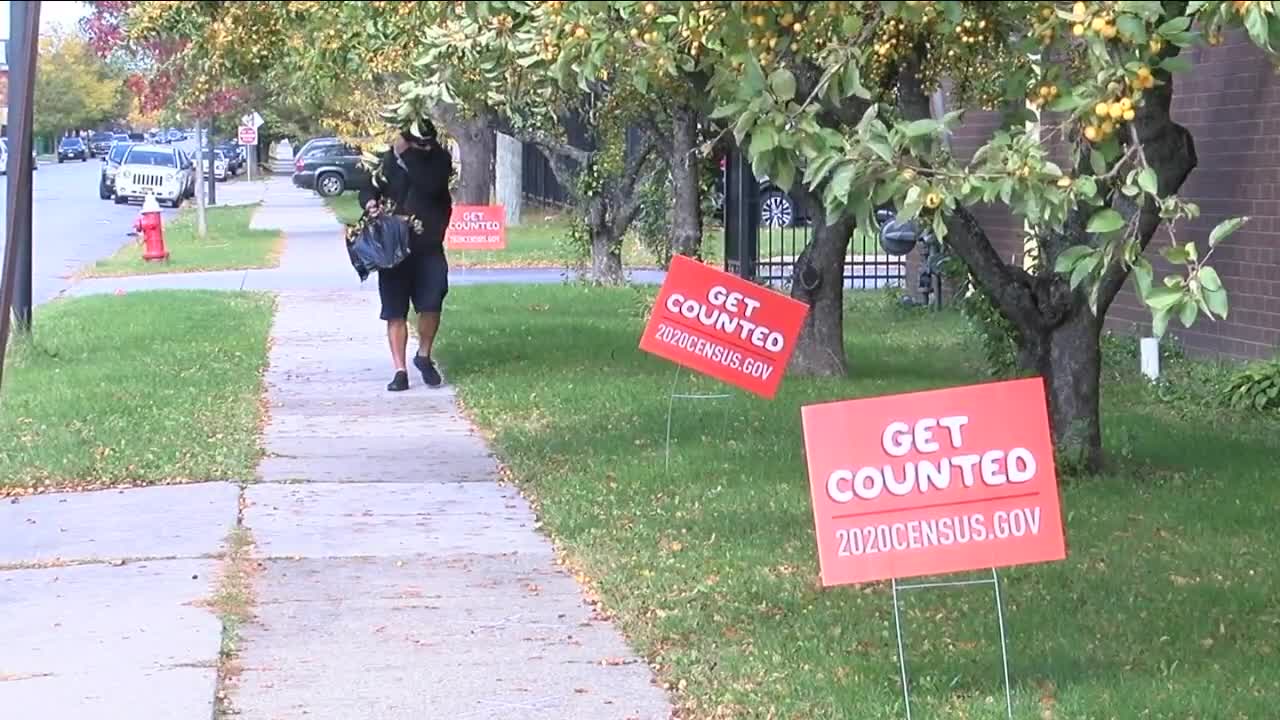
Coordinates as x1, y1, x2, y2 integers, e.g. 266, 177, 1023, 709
113, 144, 195, 208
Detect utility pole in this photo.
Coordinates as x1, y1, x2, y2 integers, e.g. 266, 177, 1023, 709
193, 118, 208, 238
0, 0, 42, 392
206, 118, 217, 206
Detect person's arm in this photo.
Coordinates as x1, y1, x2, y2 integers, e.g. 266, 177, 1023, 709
357, 151, 394, 212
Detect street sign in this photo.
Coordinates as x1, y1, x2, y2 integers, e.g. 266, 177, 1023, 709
238, 125, 258, 145
241, 111, 264, 129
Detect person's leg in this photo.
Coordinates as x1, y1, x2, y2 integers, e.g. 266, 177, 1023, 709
416, 311, 440, 359
378, 265, 412, 391
411, 254, 449, 387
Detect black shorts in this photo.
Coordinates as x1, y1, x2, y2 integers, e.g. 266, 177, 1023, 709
378, 251, 449, 320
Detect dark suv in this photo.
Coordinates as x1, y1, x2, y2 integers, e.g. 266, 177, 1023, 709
292, 143, 372, 197
58, 137, 89, 163
98, 141, 134, 200
89, 132, 115, 158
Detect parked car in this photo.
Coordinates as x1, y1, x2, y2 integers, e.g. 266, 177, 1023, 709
98, 140, 135, 199
710, 155, 809, 228
167, 128, 185, 143
295, 136, 340, 161
89, 131, 115, 158
215, 140, 245, 174
113, 144, 195, 208
0, 138, 39, 174
200, 149, 230, 182
292, 142, 372, 197
58, 136, 89, 162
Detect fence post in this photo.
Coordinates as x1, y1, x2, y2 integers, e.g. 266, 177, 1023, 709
723, 147, 759, 280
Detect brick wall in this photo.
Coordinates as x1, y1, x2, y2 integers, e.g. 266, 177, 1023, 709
929, 32, 1280, 359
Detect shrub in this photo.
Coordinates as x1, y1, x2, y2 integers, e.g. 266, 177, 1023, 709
1223, 359, 1280, 413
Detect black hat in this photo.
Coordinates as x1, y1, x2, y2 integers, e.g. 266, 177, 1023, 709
402, 118, 438, 142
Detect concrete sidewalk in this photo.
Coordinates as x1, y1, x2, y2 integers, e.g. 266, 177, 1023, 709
227, 185, 673, 718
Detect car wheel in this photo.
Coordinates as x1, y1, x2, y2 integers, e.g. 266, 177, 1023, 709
99, 179, 111, 200
114, 194, 127, 205
57, 157, 64, 164
760, 190, 795, 228
316, 172, 345, 197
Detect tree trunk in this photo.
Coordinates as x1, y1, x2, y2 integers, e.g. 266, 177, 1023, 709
589, 225, 624, 285
669, 103, 703, 259
1030, 308, 1103, 472
450, 116, 495, 205
788, 202, 855, 377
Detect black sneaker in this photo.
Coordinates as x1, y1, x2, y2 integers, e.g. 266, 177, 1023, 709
413, 355, 443, 388
387, 370, 409, 392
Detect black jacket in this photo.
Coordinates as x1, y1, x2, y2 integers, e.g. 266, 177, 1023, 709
358, 141, 454, 256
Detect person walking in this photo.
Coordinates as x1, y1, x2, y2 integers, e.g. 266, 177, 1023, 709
358, 119, 455, 392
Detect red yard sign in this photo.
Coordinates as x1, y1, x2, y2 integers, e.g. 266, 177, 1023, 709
445, 205, 506, 250
638, 254, 809, 399
801, 377, 1067, 587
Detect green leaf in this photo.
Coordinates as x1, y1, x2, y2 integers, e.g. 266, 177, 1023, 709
867, 139, 894, 163
1184, 241, 1198, 262
830, 162, 857, 201
1198, 265, 1223, 292
1205, 286, 1230, 319
749, 126, 779, 159
732, 110, 758, 143
772, 155, 796, 192
1245, 7, 1271, 51
1162, 245, 1190, 264
1087, 208, 1126, 234
903, 118, 941, 138
1054, 245, 1095, 273
1209, 216, 1246, 247
1178, 298, 1199, 328
1157, 16, 1192, 35
1076, 176, 1099, 200
1048, 95, 1085, 113
1160, 55, 1193, 74
1152, 306, 1171, 338
1090, 150, 1108, 177
1137, 168, 1158, 196
1146, 287, 1184, 312
1071, 255, 1100, 290
770, 68, 797, 102
1117, 14, 1148, 42
710, 102, 742, 120
744, 55, 766, 92
841, 14, 864, 36
1133, 257, 1154, 298
1119, 1, 1165, 20
842, 61, 870, 99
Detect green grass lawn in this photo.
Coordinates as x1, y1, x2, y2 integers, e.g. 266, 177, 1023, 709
84, 204, 283, 277
0, 291, 274, 491
440, 284, 1279, 719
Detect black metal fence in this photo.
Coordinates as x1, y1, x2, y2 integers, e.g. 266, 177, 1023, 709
723, 149, 907, 291
522, 143, 571, 207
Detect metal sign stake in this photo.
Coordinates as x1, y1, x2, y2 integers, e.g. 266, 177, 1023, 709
663, 364, 733, 474
890, 568, 1015, 720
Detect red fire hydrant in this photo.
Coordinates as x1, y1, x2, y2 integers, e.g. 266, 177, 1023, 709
135, 193, 169, 262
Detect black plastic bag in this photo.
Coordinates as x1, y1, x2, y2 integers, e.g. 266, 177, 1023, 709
346, 214, 412, 281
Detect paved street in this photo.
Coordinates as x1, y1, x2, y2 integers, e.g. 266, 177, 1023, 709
0, 150, 187, 307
